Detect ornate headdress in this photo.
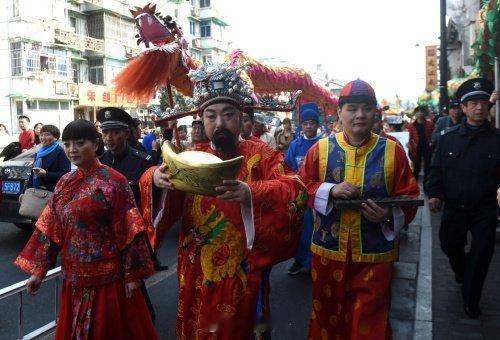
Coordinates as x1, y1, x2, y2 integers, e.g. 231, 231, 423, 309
152, 63, 301, 126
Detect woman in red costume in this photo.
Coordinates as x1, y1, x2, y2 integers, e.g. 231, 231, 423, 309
15, 119, 158, 340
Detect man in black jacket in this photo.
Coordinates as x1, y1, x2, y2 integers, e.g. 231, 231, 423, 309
426, 78, 499, 318
431, 99, 465, 144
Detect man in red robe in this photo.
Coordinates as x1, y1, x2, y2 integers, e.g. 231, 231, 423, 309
299, 80, 419, 339
139, 64, 306, 339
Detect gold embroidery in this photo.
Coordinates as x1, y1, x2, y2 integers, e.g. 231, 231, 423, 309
244, 154, 261, 182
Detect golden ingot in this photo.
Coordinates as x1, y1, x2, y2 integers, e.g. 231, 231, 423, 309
162, 141, 243, 196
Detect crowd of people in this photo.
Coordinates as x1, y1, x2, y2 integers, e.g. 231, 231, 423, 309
4, 64, 499, 339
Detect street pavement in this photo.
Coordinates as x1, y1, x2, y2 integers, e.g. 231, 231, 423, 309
431, 211, 500, 340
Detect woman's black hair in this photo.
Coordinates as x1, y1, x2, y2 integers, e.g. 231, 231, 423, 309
40, 124, 61, 139
62, 119, 100, 141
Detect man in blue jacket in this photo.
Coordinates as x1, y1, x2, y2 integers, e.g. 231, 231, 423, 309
285, 103, 322, 275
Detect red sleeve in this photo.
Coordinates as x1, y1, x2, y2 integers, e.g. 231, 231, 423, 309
246, 145, 307, 269
121, 232, 155, 282
392, 143, 420, 225
139, 166, 185, 250
15, 229, 60, 278
297, 142, 323, 209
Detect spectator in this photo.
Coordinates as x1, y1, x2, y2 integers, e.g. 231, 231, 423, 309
33, 122, 43, 145
432, 99, 464, 143
240, 109, 265, 144
94, 121, 102, 134
253, 114, 277, 149
142, 127, 157, 153
18, 115, 35, 152
190, 119, 210, 150
408, 106, 435, 180
25, 125, 71, 192
276, 118, 295, 153
128, 118, 147, 152
0, 124, 11, 148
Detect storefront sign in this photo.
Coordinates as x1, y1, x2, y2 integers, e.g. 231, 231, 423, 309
425, 46, 438, 92
78, 84, 138, 108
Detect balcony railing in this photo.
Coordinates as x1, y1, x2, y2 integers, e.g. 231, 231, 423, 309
84, 0, 103, 6
54, 28, 104, 53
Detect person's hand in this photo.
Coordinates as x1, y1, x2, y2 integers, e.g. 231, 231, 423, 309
490, 90, 499, 103
26, 275, 42, 295
429, 198, 442, 212
216, 180, 251, 206
153, 164, 174, 190
33, 168, 46, 178
125, 280, 141, 299
330, 182, 361, 199
361, 199, 392, 223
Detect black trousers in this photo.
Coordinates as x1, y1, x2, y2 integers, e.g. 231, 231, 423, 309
439, 205, 497, 309
413, 146, 432, 181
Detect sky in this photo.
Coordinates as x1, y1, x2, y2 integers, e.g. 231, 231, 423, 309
219, 0, 440, 104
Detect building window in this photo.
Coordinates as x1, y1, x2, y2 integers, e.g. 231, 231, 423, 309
191, 0, 197, 6
72, 62, 80, 83
200, 0, 210, 7
200, 21, 211, 37
70, 17, 77, 31
10, 42, 22, 76
60, 102, 69, 110
38, 101, 59, 110
12, 0, 19, 17
202, 55, 212, 65
189, 21, 196, 35
89, 59, 104, 85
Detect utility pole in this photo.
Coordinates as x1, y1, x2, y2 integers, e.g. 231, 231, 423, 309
439, 0, 449, 115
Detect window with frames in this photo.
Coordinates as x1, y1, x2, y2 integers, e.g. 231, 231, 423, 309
10, 42, 22, 76
202, 55, 212, 65
200, 21, 211, 37
89, 59, 104, 85
72, 62, 80, 83
189, 21, 196, 35
200, 0, 210, 7
12, 0, 19, 17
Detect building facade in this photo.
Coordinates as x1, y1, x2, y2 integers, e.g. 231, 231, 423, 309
446, 0, 482, 79
0, 0, 231, 134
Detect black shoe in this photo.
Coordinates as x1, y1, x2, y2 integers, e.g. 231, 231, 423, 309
464, 305, 481, 319
287, 261, 302, 276
455, 273, 464, 284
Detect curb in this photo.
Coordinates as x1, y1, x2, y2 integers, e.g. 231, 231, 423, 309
413, 194, 433, 340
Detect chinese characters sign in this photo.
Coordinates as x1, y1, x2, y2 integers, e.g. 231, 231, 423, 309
78, 84, 138, 108
425, 46, 438, 92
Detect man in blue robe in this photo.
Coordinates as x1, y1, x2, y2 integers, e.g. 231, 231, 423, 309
285, 103, 322, 275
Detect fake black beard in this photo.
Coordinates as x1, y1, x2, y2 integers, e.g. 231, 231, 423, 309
212, 129, 238, 159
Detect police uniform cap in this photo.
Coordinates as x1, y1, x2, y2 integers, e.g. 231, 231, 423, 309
456, 78, 493, 104
448, 99, 461, 108
97, 107, 134, 131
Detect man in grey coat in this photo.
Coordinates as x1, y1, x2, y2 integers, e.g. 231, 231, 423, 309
432, 99, 464, 143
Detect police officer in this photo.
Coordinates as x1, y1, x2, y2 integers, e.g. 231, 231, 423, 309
97, 107, 152, 206
426, 78, 499, 318
97, 107, 160, 320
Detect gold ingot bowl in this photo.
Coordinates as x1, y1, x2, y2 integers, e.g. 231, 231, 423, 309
162, 141, 244, 196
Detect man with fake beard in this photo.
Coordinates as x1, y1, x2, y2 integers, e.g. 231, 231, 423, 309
138, 64, 306, 339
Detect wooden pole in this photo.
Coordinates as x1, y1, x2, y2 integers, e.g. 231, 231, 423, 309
495, 57, 499, 129
167, 83, 181, 147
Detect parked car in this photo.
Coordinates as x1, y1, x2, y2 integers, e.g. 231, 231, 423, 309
0, 145, 41, 231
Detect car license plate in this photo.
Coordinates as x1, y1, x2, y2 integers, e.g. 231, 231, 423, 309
2, 180, 21, 195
